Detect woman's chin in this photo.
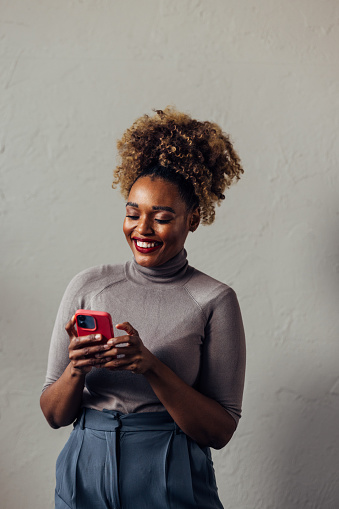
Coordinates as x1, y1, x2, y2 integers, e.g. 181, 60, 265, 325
133, 249, 170, 268
134, 254, 161, 267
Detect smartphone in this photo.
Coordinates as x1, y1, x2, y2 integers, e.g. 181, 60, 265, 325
74, 310, 114, 342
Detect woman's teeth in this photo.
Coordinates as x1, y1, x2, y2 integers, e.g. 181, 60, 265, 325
136, 240, 159, 248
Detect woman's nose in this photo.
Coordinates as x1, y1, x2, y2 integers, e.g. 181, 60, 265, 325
137, 216, 154, 235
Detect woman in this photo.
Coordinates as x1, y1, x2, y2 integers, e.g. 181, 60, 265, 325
41, 107, 246, 509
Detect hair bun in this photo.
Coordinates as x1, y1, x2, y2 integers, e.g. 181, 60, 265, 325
113, 106, 243, 224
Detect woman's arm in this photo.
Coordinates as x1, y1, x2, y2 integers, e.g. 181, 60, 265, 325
40, 318, 113, 428
144, 355, 236, 449
40, 363, 86, 429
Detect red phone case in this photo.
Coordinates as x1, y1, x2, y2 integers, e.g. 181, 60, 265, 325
75, 310, 114, 341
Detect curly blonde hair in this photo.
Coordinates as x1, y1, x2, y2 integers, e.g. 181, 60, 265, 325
113, 107, 243, 225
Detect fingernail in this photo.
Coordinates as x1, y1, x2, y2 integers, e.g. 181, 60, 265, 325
95, 334, 101, 339
103, 344, 111, 349
107, 339, 114, 345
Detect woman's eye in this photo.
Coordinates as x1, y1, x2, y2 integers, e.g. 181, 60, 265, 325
155, 219, 171, 224
126, 215, 171, 224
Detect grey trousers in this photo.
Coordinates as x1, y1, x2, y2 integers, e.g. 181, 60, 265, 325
55, 407, 224, 509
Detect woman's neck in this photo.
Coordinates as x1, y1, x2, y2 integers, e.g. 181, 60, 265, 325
126, 249, 190, 285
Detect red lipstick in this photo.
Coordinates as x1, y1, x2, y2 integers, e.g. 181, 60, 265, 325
132, 238, 162, 254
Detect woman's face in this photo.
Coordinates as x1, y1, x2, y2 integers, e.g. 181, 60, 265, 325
123, 176, 199, 267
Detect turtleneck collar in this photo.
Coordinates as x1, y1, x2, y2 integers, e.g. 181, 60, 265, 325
125, 249, 191, 286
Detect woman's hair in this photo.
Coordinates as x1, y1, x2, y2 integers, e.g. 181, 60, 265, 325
113, 106, 244, 225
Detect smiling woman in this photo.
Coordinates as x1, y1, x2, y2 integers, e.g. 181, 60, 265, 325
124, 177, 200, 267
40, 107, 246, 509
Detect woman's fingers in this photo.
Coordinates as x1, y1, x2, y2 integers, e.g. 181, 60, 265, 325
70, 356, 115, 369
100, 354, 139, 371
66, 320, 146, 373
115, 322, 138, 336
66, 315, 113, 374
95, 343, 137, 359
103, 322, 153, 373
69, 342, 115, 370
69, 333, 103, 349
69, 342, 111, 358
65, 315, 78, 339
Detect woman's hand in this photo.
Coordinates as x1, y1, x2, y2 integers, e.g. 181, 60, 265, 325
65, 316, 114, 376
95, 322, 156, 375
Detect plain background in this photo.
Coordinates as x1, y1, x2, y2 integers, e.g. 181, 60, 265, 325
1, 1, 339, 508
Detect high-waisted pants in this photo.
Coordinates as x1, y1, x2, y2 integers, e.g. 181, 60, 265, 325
55, 407, 224, 509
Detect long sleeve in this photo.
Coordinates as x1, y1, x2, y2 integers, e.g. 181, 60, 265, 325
196, 287, 246, 426
42, 273, 87, 391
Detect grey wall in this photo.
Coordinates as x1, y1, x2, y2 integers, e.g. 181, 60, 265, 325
1, 1, 338, 508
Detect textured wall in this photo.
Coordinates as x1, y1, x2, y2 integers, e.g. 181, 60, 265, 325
1, 1, 339, 508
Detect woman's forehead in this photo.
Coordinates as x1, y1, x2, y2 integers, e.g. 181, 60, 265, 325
128, 176, 186, 210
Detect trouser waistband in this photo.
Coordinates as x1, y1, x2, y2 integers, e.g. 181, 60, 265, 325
74, 408, 183, 509
56, 407, 222, 509
75, 407, 182, 433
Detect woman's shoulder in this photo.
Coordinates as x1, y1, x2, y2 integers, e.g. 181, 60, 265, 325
64, 263, 127, 298
73, 263, 126, 281
186, 267, 238, 310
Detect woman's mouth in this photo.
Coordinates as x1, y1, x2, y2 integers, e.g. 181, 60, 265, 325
133, 238, 163, 253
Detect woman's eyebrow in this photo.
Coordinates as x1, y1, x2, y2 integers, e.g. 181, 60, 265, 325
152, 205, 175, 213
126, 203, 175, 214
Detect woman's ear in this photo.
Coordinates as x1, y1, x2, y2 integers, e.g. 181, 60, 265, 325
189, 208, 200, 232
